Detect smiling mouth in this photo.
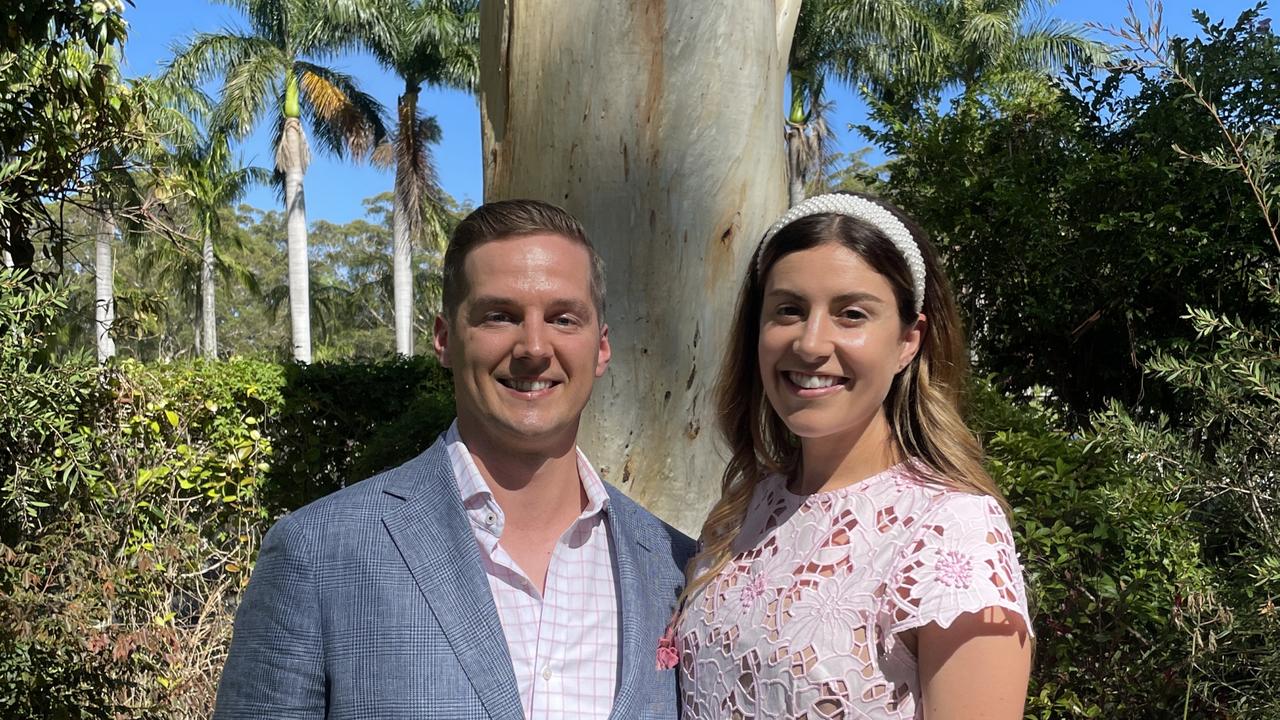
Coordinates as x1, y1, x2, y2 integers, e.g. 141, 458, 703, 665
784, 371, 849, 390
499, 378, 559, 393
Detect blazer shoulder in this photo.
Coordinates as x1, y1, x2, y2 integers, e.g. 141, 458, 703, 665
605, 484, 698, 568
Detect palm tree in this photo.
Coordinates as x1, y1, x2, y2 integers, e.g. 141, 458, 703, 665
785, 0, 1102, 206
347, 0, 478, 355
918, 0, 1105, 100
172, 135, 270, 359
87, 74, 198, 363
785, 0, 939, 206
164, 0, 389, 363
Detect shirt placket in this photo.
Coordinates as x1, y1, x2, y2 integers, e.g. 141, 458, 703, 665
528, 533, 563, 719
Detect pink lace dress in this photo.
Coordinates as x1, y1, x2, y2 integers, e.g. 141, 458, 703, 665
677, 463, 1032, 719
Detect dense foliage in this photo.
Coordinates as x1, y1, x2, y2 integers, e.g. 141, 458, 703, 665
0, 268, 454, 717
860, 5, 1280, 714
866, 5, 1279, 418
0, 0, 142, 271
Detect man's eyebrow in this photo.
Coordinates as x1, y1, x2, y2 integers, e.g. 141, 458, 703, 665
553, 298, 594, 316
468, 295, 515, 308
467, 296, 596, 317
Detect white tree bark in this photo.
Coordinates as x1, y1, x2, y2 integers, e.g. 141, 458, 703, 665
201, 231, 217, 359
480, 0, 801, 532
279, 117, 313, 363
392, 164, 414, 356
95, 213, 116, 363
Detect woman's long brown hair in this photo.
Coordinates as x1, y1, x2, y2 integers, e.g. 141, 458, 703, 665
681, 192, 1009, 607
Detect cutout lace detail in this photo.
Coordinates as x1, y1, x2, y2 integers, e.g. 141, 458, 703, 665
678, 465, 1031, 719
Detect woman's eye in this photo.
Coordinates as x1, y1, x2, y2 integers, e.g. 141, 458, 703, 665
840, 308, 868, 322
776, 305, 802, 317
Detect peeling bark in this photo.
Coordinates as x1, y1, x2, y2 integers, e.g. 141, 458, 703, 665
481, 0, 801, 532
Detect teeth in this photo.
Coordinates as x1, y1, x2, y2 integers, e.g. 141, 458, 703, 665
787, 372, 843, 389
508, 379, 553, 392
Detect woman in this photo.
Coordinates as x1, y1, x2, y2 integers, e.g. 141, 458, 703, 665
676, 192, 1032, 719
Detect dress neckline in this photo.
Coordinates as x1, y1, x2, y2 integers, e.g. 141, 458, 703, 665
777, 460, 916, 501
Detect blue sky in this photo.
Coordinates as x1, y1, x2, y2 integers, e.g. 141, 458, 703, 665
121, 0, 1268, 224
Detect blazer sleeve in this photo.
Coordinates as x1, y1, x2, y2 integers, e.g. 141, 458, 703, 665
214, 513, 326, 720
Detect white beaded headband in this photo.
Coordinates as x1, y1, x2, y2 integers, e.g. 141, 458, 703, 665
757, 193, 926, 313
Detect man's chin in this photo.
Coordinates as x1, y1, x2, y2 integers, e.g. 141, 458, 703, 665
491, 415, 579, 449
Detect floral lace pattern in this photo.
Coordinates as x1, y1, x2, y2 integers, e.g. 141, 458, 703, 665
677, 464, 1031, 719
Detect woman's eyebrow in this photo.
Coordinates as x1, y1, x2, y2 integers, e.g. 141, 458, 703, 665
764, 288, 885, 305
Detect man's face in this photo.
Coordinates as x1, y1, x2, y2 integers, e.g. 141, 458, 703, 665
433, 233, 610, 454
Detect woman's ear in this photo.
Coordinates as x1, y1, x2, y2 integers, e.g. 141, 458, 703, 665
899, 313, 926, 372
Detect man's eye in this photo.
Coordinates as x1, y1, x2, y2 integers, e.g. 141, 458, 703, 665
553, 315, 580, 327
483, 312, 514, 323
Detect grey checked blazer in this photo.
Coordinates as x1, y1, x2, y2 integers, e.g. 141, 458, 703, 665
213, 436, 697, 720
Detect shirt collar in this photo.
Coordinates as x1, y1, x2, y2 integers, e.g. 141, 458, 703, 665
444, 420, 610, 537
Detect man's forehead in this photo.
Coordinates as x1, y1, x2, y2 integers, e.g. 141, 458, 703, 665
462, 234, 592, 280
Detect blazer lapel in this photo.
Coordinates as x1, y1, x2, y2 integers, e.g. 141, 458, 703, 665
606, 490, 658, 720
381, 441, 524, 720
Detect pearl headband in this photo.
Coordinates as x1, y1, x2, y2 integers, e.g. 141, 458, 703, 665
758, 193, 926, 313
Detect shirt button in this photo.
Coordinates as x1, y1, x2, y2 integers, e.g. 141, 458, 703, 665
542, 666, 553, 681
484, 512, 497, 527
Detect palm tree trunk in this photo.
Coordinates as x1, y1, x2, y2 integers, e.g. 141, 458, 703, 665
193, 302, 203, 358
480, 0, 801, 533
279, 116, 313, 363
392, 87, 418, 356
200, 231, 217, 359
786, 124, 807, 207
95, 212, 116, 363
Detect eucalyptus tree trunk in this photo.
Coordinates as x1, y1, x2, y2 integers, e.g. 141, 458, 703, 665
279, 116, 313, 363
480, 0, 800, 533
94, 213, 116, 363
392, 87, 418, 356
200, 231, 217, 359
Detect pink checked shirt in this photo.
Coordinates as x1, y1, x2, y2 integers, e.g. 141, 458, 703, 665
445, 422, 619, 720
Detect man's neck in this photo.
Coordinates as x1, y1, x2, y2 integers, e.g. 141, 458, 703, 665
456, 421, 588, 533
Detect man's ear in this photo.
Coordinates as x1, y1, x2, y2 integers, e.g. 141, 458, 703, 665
432, 314, 451, 368
595, 323, 611, 378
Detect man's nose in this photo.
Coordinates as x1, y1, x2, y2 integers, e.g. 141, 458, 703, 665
515, 321, 553, 360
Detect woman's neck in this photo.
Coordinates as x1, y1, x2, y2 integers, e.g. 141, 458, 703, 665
793, 413, 901, 495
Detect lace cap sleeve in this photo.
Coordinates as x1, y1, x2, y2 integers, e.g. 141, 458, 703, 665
884, 492, 1033, 636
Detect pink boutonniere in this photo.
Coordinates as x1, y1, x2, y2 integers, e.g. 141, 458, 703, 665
655, 624, 679, 670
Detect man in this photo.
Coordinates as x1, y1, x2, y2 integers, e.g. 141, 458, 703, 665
214, 199, 696, 719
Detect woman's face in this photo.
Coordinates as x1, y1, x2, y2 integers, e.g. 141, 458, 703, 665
757, 242, 923, 447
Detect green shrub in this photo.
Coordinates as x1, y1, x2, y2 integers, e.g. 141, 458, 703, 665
0, 269, 455, 718
969, 381, 1215, 718
1, 270, 278, 718
266, 356, 453, 513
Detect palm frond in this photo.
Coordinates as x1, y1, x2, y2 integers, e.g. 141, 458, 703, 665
296, 61, 389, 160
211, 43, 288, 139
163, 32, 273, 94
